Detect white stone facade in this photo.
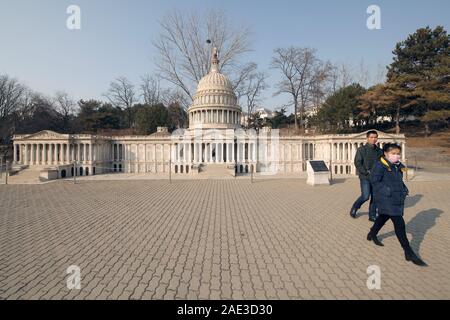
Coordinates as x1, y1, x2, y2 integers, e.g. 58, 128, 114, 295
11, 128, 406, 179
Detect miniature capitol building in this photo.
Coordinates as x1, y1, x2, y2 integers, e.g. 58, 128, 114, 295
11, 48, 406, 180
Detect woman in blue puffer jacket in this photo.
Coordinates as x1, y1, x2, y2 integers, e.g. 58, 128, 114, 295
367, 143, 427, 267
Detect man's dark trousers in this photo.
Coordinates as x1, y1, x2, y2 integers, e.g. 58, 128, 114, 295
352, 142, 382, 220
352, 178, 377, 220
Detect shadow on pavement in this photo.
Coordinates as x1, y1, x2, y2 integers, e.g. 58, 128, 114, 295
330, 178, 347, 185
404, 194, 423, 208
378, 208, 443, 252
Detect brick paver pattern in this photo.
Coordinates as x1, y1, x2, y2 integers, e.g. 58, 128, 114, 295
1, 178, 449, 299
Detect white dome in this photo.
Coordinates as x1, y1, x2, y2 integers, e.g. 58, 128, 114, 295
197, 71, 233, 92
188, 47, 241, 129
193, 47, 235, 101
192, 68, 237, 107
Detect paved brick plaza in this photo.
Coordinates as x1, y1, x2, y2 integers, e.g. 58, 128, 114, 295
1, 178, 449, 299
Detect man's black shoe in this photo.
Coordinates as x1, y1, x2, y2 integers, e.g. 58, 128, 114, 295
369, 216, 376, 222
350, 208, 357, 218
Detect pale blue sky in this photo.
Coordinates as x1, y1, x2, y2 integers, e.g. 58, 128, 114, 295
0, 0, 448, 110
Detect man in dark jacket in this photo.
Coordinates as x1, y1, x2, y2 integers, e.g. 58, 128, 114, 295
350, 130, 383, 221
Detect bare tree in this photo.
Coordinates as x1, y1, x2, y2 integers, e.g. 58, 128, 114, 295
330, 60, 389, 92
373, 63, 387, 85
153, 9, 252, 101
53, 91, 76, 132
140, 74, 163, 106
310, 61, 334, 110
272, 47, 329, 129
16, 88, 36, 119
340, 63, 354, 88
235, 68, 268, 128
104, 76, 137, 128
0, 74, 25, 121
161, 88, 191, 110
356, 59, 370, 88
233, 63, 257, 100
0, 74, 27, 153
329, 65, 339, 94
54, 91, 76, 118
329, 62, 356, 94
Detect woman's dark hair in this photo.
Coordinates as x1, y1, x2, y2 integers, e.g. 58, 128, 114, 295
383, 142, 402, 153
366, 130, 378, 137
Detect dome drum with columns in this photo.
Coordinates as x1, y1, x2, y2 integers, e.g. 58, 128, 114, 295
188, 47, 241, 129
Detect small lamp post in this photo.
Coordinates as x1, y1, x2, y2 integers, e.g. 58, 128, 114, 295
72, 160, 77, 184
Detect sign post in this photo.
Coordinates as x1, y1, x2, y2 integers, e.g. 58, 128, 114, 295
169, 144, 172, 184
73, 161, 77, 184
329, 159, 333, 183
169, 159, 172, 184
5, 160, 9, 185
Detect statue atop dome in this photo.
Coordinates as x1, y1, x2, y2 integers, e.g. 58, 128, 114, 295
211, 47, 219, 72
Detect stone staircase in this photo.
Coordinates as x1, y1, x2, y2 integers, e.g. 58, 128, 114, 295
199, 164, 235, 179
6, 166, 45, 184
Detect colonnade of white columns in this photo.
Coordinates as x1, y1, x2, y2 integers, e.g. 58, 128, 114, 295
328, 141, 405, 163
326, 141, 406, 175
13, 142, 109, 165
12, 138, 406, 176
172, 141, 258, 164
189, 109, 241, 125
111, 143, 125, 161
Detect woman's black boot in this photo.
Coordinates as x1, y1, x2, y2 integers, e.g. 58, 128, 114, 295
405, 249, 428, 267
367, 231, 384, 246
